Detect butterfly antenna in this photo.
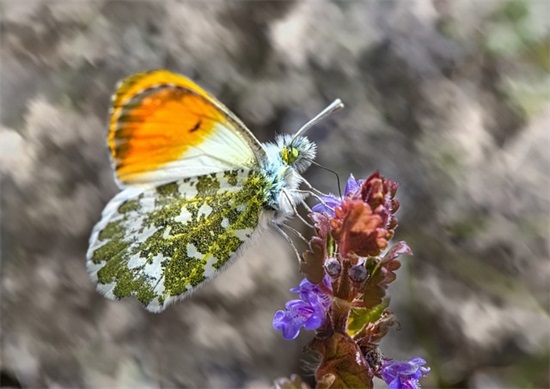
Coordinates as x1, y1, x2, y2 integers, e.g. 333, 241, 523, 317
311, 161, 342, 198
292, 99, 344, 142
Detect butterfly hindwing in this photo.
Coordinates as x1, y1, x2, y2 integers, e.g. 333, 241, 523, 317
109, 70, 266, 186
87, 169, 270, 312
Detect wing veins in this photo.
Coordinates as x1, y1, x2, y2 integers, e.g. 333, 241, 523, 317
123, 187, 248, 299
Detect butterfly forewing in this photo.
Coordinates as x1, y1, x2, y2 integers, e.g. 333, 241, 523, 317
87, 169, 270, 312
110, 70, 266, 186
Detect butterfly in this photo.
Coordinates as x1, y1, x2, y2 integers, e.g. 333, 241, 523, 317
87, 70, 343, 312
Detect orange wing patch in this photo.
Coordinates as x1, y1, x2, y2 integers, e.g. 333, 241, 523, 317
110, 70, 213, 120
111, 85, 225, 183
108, 70, 263, 186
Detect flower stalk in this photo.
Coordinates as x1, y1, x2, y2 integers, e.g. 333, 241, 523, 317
274, 172, 430, 388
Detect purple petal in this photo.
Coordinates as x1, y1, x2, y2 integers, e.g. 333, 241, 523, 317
289, 277, 313, 294
345, 174, 360, 195
273, 278, 333, 340
387, 379, 401, 389
284, 299, 309, 311
381, 242, 413, 264
273, 276, 332, 340
273, 306, 304, 340
290, 276, 332, 311
273, 299, 323, 340
290, 277, 323, 298
311, 195, 341, 216
273, 310, 301, 340
381, 357, 430, 389
311, 174, 363, 215
303, 311, 324, 330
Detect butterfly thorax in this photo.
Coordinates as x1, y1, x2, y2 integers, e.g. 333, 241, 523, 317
260, 134, 317, 224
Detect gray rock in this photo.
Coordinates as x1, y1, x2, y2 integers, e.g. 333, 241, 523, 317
1, 1, 548, 387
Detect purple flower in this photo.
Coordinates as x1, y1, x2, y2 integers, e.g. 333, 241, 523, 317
311, 195, 341, 217
272, 299, 324, 340
311, 175, 363, 217
273, 276, 332, 340
344, 174, 361, 195
381, 357, 430, 389
289, 275, 332, 309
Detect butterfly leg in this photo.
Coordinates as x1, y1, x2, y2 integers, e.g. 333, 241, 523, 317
295, 190, 336, 215
301, 177, 330, 197
299, 199, 313, 213
281, 189, 315, 229
280, 223, 309, 245
272, 223, 302, 264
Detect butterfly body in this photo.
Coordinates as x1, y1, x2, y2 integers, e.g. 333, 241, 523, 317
87, 70, 338, 312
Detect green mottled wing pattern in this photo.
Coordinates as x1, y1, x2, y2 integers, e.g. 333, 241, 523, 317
86, 169, 269, 312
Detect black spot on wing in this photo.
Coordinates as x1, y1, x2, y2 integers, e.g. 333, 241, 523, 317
189, 120, 201, 133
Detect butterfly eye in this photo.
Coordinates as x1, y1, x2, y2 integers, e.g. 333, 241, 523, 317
281, 146, 300, 165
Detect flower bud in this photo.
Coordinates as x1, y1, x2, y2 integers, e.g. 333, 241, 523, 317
324, 257, 341, 278
365, 347, 383, 372
348, 262, 368, 284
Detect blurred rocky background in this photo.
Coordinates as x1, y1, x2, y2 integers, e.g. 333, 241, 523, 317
1, 0, 548, 388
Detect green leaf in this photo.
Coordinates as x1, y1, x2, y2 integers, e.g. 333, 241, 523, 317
346, 302, 388, 337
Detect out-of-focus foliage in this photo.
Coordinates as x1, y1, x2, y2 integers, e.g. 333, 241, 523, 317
1, 0, 548, 387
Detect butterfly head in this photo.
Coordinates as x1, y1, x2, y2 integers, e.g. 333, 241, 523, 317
276, 134, 317, 173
